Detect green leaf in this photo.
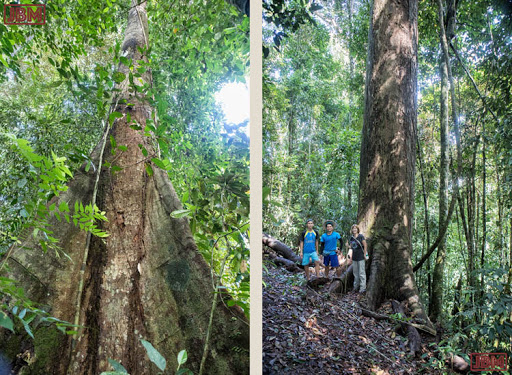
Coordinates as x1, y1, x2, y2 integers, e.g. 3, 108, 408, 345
177, 349, 188, 365
170, 209, 192, 219
151, 157, 169, 170
18, 308, 27, 320
144, 163, 153, 176
113, 72, 126, 84
0, 312, 14, 332
17, 178, 27, 188
0, 54, 8, 67
109, 111, 123, 126
108, 359, 128, 373
110, 135, 117, 149
140, 145, 148, 157
140, 339, 166, 371
120, 56, 131, 66
21, 319, 34, 338
59, 201, 70, 212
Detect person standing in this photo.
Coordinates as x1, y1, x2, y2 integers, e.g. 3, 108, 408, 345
320, 221, 342, 278
346, 224, 368, 293
299, 219, 321, 280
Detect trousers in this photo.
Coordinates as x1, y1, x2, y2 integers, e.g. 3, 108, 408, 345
352, 260, 366, 292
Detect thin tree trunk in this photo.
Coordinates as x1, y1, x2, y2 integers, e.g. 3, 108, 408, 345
346, 0, 354, 214
457, 190, 472, 286
431, 8, 452, 320
467, 136, 479, 288
497, 168, 504, 267
480, 119, 486, 293
416, 136, 431, 299
411, 0, 462, 274
507, 217, 512, 295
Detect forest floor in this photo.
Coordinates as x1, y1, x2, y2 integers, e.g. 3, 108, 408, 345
262, 263, 450, 375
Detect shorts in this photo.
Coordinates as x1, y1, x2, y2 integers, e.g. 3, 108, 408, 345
323, 253, 339, 267
302, 252, 319, 266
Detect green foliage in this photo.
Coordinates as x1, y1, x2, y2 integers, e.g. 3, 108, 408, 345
413, 0, 512, 332
176, 349, 193, 374
0, 138, 107, 340
263, 0, 322, 56
141, 339, 167, 371
0, 301, 78, 340
137, 338, 193, 375
107, 359, 128, 373
263, 7, 366, 244
452, 268, 512, 352
1, 135, 108, 256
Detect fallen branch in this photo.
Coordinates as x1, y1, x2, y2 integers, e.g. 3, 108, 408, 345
327, 265, 353, 294
262, 233, 300, 263
359, 305, 437, 336
307, 276, 330, 288
272, 256, 301, 273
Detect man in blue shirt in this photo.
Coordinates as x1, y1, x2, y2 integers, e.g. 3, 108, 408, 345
320, 220, 343, 278
299, 219, 321, 280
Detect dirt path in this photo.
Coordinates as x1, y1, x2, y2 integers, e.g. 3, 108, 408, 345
262, 264, 445, 374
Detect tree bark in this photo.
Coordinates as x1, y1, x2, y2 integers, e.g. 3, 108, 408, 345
2, 3, 249, 374
357, 0, 431, 327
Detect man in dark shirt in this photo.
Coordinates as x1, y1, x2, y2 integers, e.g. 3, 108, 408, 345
346, 224, 368, 293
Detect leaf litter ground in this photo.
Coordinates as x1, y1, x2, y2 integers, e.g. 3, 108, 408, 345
262, 264, 445, 374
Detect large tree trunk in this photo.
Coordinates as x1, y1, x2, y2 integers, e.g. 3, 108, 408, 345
358, 0, 431, 326
1, 3, 249, 374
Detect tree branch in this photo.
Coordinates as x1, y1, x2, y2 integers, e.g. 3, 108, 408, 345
449, 43, 499, 123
